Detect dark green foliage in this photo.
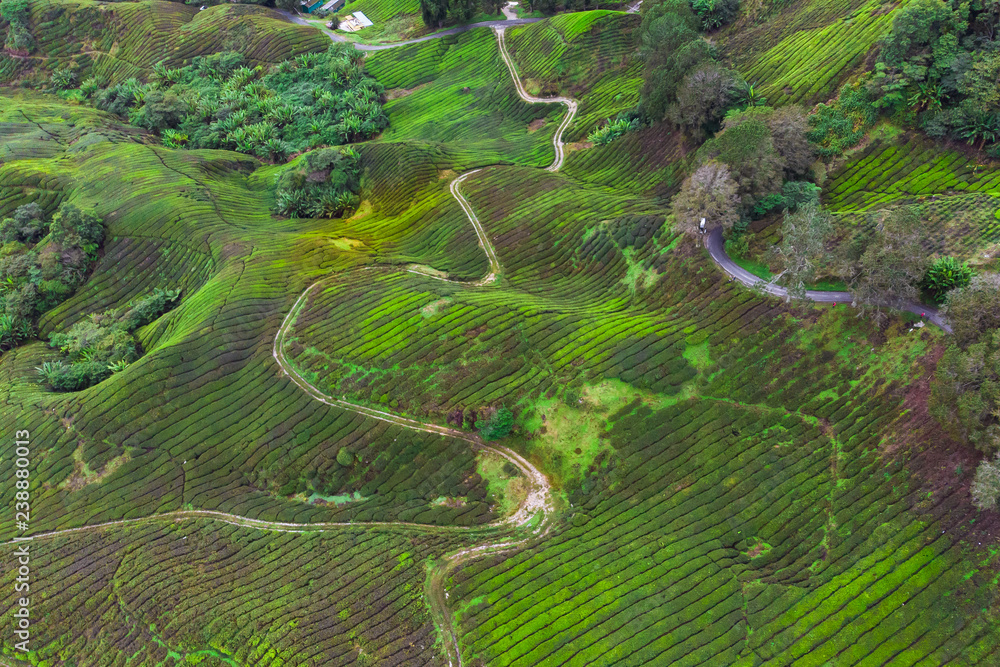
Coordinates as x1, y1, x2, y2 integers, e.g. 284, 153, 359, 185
690, 0, 739, 29
477, 407, 514, 441
39, 288, 180, 391
807, 85, 878, 158
669, 61, 742, 137
1, 0, 34, 53
922, 255, 973, 303
274, 146, 362, 218
930, 329, 1000, 453
0, 202, 47, 244
849, 207, 928, 320
943, 274, 1000, 347
638, 0, 713, 122
420, 0, 476, 27
92, 46, 386, 161
751, 181, 821, 217
0, 203, 105, 352
49, 204, 104, 253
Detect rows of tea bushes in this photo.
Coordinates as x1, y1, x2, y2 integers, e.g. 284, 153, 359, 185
562, 123, 689, 198
365, 29, 563, 168
453, 313, 998, 664
5, 0, 328, 85
504, 11, 642, 142
0, 92, 144, 163
825, 136, 1000, 211
823, 135, 1000, 257
0, 101, 509, 546
733, 0, 897, 107
0, 520, 468, 664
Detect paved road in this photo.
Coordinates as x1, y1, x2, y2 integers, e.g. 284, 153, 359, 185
705, 227, 952, 332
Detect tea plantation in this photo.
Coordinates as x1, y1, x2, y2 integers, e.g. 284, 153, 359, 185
1, 0, 1000, 665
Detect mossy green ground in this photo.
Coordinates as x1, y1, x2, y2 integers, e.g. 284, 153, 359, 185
1, 6, 999, 666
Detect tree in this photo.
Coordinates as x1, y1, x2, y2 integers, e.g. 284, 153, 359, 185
671, 161, 739, 236
49, 204, 105, 250
638, 0, 710, 122
772, 203, 834, 300
669, 62, 741, 137
477, 407, 515, 441
848, 207, 928, 321
879, 0, 966, 79
942, 273, 1000, 347
929, 329, 1000, 453
706, 116, 783, 208
0, 203, 47, 244
972, 452, 1000, 511
721, 105, 815, 178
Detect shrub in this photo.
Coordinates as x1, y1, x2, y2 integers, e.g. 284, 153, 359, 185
274, 147, 362, 218
39, 288, 181, 391
807, 85, 878, 158
477, 407, 515, 441
690, 0, 739, 30
587, 113, 640, 145
50, 68, 77, 90
922, 256, 973, 304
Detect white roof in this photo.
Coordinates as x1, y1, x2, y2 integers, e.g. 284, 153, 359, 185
353, 10, 373, 26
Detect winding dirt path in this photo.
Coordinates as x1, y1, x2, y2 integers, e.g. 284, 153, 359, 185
267, 29, 576, 664
8, 29, 575, 667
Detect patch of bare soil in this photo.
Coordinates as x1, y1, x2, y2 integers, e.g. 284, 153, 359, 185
385, 82, 428, 101
527, 118, 547, 133
889, 344, 1000, 545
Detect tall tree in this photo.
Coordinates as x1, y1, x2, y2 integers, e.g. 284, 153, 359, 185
772, 203, 834, 300
848, 207, 928, 321
671, 161, 739, 236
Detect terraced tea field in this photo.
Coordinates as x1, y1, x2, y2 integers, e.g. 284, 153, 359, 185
1, 6, 999, 667
0, 0, 329, 84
